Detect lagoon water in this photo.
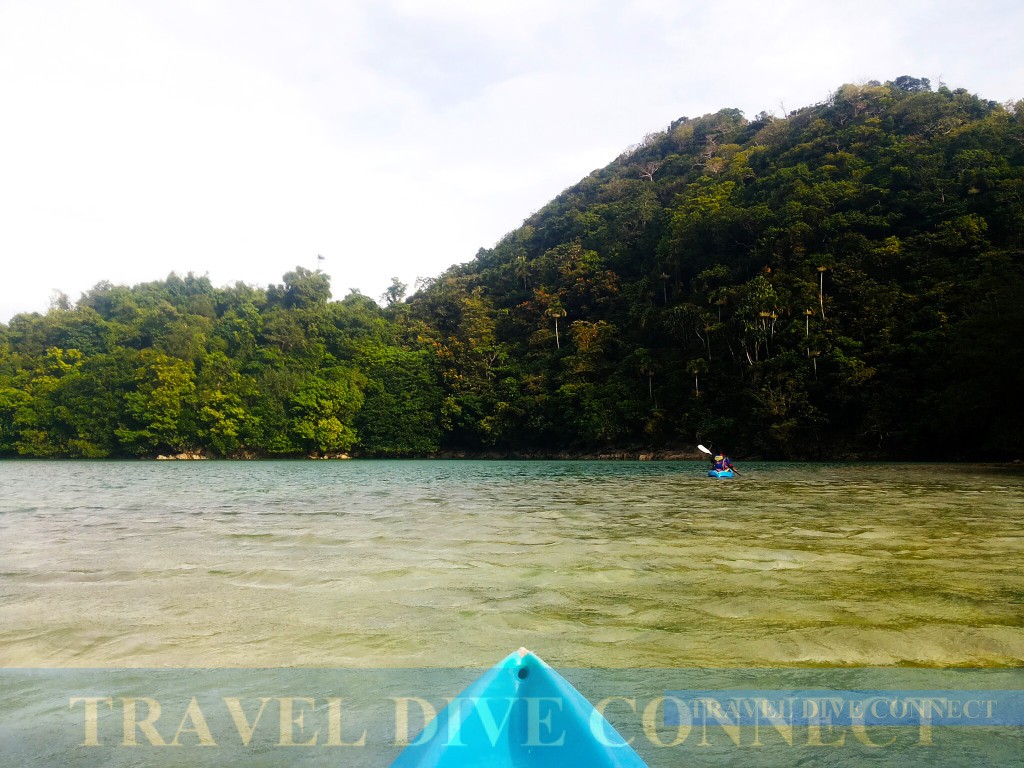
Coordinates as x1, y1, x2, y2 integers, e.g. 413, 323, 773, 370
1, 459, 1021, 669
2, 460, 1023, 767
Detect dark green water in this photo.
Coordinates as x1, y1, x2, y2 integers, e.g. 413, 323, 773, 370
0, 460, 1021, 766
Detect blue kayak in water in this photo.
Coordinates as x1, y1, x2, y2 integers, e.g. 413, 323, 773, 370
708, 469, 735, 478
391, 648, 648, 767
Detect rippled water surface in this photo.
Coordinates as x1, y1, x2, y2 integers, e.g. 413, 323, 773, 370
1, 460, 1021, 668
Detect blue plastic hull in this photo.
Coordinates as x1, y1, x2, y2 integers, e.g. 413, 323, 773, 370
391, 648, 648, 767
708, 469, 734, 478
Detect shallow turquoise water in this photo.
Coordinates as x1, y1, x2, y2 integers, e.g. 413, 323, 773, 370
0, 460, 1020, 669
1, 460, 1022, 766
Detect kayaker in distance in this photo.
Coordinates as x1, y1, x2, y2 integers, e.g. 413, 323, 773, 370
711, 452, 735, 474
697, 443, 739, 476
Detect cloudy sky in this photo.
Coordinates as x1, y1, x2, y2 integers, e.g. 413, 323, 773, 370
1, 0, 1021, 322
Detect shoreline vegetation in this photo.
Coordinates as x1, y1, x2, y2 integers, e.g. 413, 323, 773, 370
4, 446, 1023, 465
25, 450, 1024, 465
2, 77, 1022, 463
150, 448, 707, 461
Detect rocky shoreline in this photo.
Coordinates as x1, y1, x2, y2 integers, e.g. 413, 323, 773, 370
152, 448, 704, 461
36, 450, 1024, 462
155, 451, 209, 460
156, 450, 353, 461
432, 448, 704, 461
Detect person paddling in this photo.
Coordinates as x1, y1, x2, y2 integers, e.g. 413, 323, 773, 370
711, 453, 735, 474
697, 444, 740, 475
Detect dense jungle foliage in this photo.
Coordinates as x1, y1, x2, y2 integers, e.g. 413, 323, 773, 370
2, 77, 1022, 459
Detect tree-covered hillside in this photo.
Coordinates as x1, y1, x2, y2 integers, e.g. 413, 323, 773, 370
409, 77, 1024, 459
2, 77, 1022, 459
0, 269, 442, 458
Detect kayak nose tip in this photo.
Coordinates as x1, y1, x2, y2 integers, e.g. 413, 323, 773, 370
515, 648, 532, 679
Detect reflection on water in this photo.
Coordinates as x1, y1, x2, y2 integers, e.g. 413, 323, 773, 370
0, 460, 1021, 668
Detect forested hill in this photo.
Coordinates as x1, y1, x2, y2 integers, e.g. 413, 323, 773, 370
1, 77, 1022, 460
409, 77, 1024, 460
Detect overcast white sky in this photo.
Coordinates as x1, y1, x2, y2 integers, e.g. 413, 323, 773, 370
1, 0, 1021, 322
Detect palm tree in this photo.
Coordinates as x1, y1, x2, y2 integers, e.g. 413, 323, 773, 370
817, 266, 830, 320
635, 350, 658, 401
546, 303, 567, 349
659, 272, 670, 304
804, 308, 814, 356
515, 255, 530, 290
687, 358, 708, 397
